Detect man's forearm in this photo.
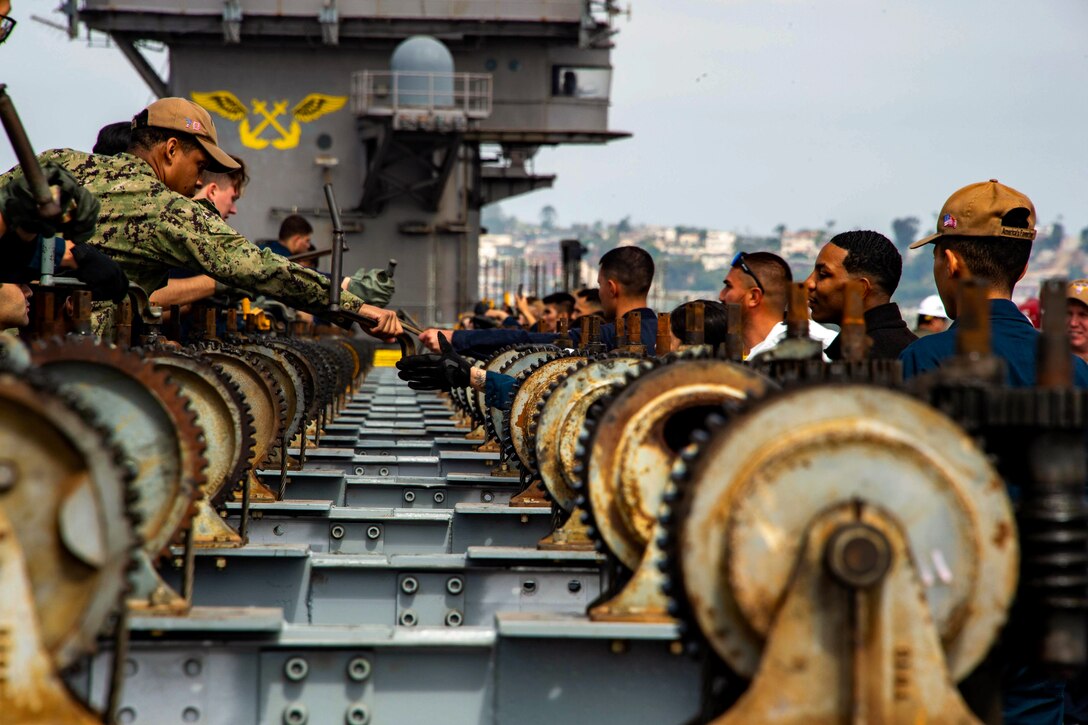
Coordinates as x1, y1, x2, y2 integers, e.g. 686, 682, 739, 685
150, 275, 217, 307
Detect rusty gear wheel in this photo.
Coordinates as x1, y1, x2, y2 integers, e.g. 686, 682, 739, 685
0, 369, 137, 669
243, 342, 305, 447
31, 337, 208, 560
571, 349, 773, 569
151, 350, 256, 504
194, 341, 286, 471
532, 352, 645, 511
488, 346, 562, 450
659, 383, 1018, 683
472, 345, 547, 439
502, 353, 586, 472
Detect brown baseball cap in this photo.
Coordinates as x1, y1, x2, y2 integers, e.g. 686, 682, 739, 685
134, 98, 240, 172
1069, 280, 1088, 308
910, 179, 1036, 249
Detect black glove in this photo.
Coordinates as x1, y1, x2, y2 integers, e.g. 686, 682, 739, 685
70, 244, 130, 303
0, 162, 99, 243
396, 335, 472, 391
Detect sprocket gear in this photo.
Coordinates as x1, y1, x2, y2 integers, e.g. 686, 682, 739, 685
31, 336, 208, 559
501, 353, 586, 470
571, 348, 773, 569
0, 368, 138, 669
533, 352, 645, 511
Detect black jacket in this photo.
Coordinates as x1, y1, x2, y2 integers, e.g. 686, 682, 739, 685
826, 302, 917, 361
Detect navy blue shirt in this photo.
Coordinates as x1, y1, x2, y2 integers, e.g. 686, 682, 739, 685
452, 308, 658, 359
471, 309, 658, 411
902, 297, 1084, 724
900, 299, 1088, 388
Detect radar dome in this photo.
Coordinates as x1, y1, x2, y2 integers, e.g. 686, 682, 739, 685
391, 36, 455, 74
391, 36, 455, 108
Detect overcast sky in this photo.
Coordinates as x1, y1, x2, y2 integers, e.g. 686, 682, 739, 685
3, 0, 1086, 239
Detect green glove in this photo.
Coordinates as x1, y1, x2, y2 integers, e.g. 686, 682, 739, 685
346, 267, 395, 307
0, 162, 100, 243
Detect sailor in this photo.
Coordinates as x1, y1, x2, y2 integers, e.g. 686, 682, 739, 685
900, 180, 1088, 387
537, 292, 575, 332
901, 180, 1088, 725
149, 153, 250, 311
419, 246, 658, 356
805, 230, 917, 359
572, 287, 603, 322
666, 299, 729, 352
261, 214, 314, 260
718, 250, 836, 358
92, 122, 133, 156
0, 1, 131, 306
914, 293, 950, 335
0, 97, 402, 339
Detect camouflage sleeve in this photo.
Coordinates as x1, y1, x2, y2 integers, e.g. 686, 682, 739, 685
159, 197, 364, 314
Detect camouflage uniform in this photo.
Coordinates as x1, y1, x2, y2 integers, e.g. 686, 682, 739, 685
0, 149, 366, 336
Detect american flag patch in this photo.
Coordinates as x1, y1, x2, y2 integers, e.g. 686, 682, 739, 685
942, 213, 957, 229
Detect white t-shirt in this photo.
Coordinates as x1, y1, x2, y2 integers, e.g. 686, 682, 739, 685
746, 320, 838, 361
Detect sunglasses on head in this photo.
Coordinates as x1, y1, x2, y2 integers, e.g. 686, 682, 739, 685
731, 252, 764, 292
0, 15, 15, 46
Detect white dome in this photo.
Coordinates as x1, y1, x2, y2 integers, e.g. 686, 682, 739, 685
391, 36, 454, 75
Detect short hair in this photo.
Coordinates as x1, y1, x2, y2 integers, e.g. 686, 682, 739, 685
200, 154, 248, 193
93, 122, 132, 156
127, 110, 202, 156
576, 288, 601, 304
934, 212, 1033, 293
278, 214, 313, 242
740, 251, 792, 311
829, 230, 903, 297
543, 292, 575, 314
670, 300, 729, 347
600, 246, 654, 295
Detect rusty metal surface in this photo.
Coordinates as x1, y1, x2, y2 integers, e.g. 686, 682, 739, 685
474, 347, 526, 433
491, 347, 560, 449
0, 506, 103, 724
198, 344, 283, 472
711, 506, 983, 725
263, 340, 321, 427
243, 343, 304, 447
506, 355, 584, 471
583, 354, 770, 570
535, 354, 643, 511
152, 352, 253, 504
0, 372, 135, 670
676, 384, 1018, 681
31, 337, 207, 559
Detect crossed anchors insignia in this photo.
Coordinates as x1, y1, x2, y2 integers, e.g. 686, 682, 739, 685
191, 91, 347, 150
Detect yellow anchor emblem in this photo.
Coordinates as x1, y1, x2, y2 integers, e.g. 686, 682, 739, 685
190, 91, 347, 151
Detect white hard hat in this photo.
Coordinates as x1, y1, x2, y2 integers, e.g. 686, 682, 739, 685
918, 294, 947, 319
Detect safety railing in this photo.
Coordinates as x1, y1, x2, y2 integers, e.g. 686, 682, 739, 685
352, 71, 493, 119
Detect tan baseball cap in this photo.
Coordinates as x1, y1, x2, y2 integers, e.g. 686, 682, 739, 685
134, 98, 240, 172
910, 179, 1036, 249
1069, 279, 1088, 308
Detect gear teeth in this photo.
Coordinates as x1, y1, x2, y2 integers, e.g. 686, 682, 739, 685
2, 366, 140, 670
501, 353, 580, 470
488, 346, 561, 451
32, 336, 208, 561
570, 345, 769, 626
199, 341, 290, 469
656, 393, 761, 660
